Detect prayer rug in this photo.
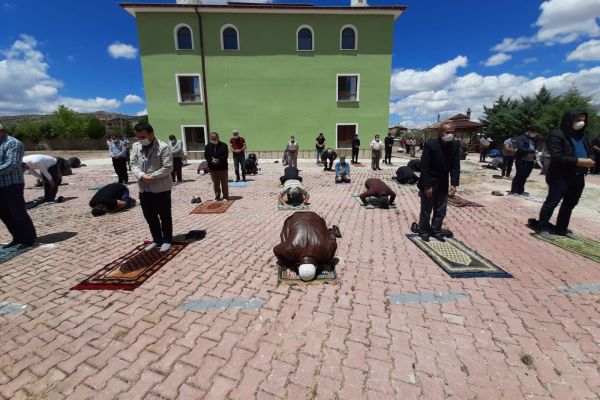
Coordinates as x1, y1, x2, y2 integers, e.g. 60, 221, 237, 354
352, 163, 367, 167
531, 232, 600, 263
407, 234, 512, 278
228, 181, 248, 188
278, 265, 337, 284
71, 242, 190, 291
89, 185, 105, 191
448, 196, 484, 208
277, 204, 310, 211
351, 195, 397, 209
190, 200, 235, 214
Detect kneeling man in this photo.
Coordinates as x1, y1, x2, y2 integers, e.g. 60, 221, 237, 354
278, 178, 309, 208
90, 183, 137, 217
335, 155, 351, 183
273, 212, 339, 281
359, 178, 396, 208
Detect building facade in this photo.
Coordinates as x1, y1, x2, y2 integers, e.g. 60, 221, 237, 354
122, 2, 404, 153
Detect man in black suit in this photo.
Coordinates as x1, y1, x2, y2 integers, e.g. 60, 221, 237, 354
416, 122, 460, 242
351, 134, 361, 164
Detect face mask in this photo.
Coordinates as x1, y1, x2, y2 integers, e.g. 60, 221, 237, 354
572, 121, 585, 131
528, 133, 537, 138
171, 140, 176, 145
139, 139, 150, 146
291, 140, 295, 143
442, 133, 454, 142
210, 140, 218, 145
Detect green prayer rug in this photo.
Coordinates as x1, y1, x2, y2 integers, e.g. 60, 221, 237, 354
532, 232, 600, 263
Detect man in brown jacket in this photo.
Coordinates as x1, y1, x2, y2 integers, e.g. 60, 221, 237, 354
359, 178, 396, 208
273, 212, 340, 281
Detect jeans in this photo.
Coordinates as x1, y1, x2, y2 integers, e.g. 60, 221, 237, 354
371, 150, 381, 170
139, 191, 172, 244
210, 169, 229, 199
410, 146, 416, 157
0, 184, 37, 245
171, 157, 183, 182
288, 151, 298, 168
511, 160, 534, 194
44, 163, 62, 202
538, 175, 585, 232
384, 146, 392, 163
316, 147, 324, 163
480, 149, 487, 162
112, 157, 128, 184
418, 186, 448, 233
351, 147, 359, 163
502, 156, 514, 177
233, 156, 246, 180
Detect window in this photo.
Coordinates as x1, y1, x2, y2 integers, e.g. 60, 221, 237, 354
182, 126, 206, 152
337, 74, 359, 102
297, 26, 314, 51
176, 74, 202, 103
175, 24, 193, 50
221, 25, 239, 51
340, 25, 357, 50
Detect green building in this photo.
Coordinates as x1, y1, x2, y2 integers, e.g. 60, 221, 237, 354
122, 0, 404, 155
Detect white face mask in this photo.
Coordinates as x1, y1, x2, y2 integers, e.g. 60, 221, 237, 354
210, 140, 218, 145
442, 133, 454, 142
572, 121, 585, 131
139, 139, 150, 146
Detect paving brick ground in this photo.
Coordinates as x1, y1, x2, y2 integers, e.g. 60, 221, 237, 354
1, 151, 600, 399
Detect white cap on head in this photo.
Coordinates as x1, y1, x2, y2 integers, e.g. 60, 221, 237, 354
298, 263, 316, 281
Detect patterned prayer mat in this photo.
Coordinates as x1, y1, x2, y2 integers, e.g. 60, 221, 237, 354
190, 200, 235, 214
532, 232, 600, 263
277, 204, 310, 211
71, 242, 190, 291
351, 195, 398, 209
448, 195, 484, 208
352, 163, 367, 167
278, 265, 337, 284
407, 234, 512, 278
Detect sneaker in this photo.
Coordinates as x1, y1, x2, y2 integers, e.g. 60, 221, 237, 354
432, 232, 446, 242
145, 243, 158, 252
223, 198, 229, 202
419, 232, 430, 242
159, 243, 172, 252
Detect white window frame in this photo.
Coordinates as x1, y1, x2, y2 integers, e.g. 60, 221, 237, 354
336, 73, 360, 102
175, 73, 203, 104
340, 24, 358, 51
335, 123, 359, 149
174, 23, 194, 51
181, 124, 207, 153
220, 24, 240, 51
296, 25, 315, 52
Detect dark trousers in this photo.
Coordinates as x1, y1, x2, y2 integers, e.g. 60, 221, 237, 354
502, 156, 514, 177
139, 191, 172, 244
233, 156, 246, 180
0, 184, 37, 245
591, 152, 600, 174
322, 157, 334, 170
384, 146, 392, 164
210, 169, 229, 200
538, 175, 585, 232
112, 157, 128, 184
351, 147, 359, 163
316, 148, 324, 163
480, 149, 487, 162
44, 164, 62, 202
418, 186, 448, 233
371, 150, 381, 170
511, 160, 534, 194
171, 157, 183, 182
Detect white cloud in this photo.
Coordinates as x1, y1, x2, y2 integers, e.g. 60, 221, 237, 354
567, 39, 600, 61
107, 42, 138, 59
0, 34, 121, 115
123, 94, 144, 104
493, 36, 536, 52
136, 108, 147, 116
390, 56, 467, 97
389, 56, 600, 128
523, 57, 538, 64
483, 53, 512, 67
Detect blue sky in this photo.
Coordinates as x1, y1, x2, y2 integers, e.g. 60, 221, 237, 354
1, 0, 599, 127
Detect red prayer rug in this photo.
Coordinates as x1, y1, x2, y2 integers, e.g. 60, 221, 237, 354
448, 196, 484, 208
190, 200, 235, 214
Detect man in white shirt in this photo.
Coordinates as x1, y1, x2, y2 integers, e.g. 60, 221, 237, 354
370, 134, 384, 170
22, 154, 62, 202
278, 179, 310, 208
479, 136, 492, 162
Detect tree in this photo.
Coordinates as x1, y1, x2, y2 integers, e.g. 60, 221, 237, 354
84, 116, 106, 139
51, 105, 85, 138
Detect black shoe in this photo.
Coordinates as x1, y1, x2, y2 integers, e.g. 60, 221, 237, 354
410, 222, 419, 234
440, 228, 453, 238
242, 178, 247, 182
419, 232, 430, 242
377, 168, 382, 171
432, 232, 446, 242
215, 196, 221, 201
235, 179, 240, 182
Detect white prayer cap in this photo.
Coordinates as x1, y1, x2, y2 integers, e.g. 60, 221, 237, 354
298, 263, 316, 281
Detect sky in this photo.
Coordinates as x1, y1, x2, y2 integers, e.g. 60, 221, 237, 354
1, 0, 599, 127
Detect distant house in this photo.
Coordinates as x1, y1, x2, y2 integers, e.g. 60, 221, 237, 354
388, 124, 408, 136
121, 0, 405, 153
423, 109, 483, 148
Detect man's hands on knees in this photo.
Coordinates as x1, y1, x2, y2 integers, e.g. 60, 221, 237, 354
449, 186, 457, 197
424, 187, 433, 198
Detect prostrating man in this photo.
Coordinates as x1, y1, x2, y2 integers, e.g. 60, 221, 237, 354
416, 122, 460, 242
510, 128, 538, 195
230, 129, 247, 182
22, 154, 62, 203
502, 134, 517, 178
321, 148, 337, 171
90, 183, 137, 217
280, 165, 303, 185
315, 133, 326, 164
169, 134, 184, 183
131, 123, 174, 252
108, 136, 129, 184
590, 135, 600, 175
384, 132, 395, 164
370, 134, 384, 171
407, 159, 421, 172
273, 211, 339, 281
335, 155, 351, 183
197, 160, 209, 175
359, 178, 396, 208
351, 134, 361, 164
479, 135, 492, 162
535, 110, 595, 236
0, 124, 36, 249
395, 166, 418, 184
205, 132, 229, 201
286, 136, 299, 168
278, 178, 310, 209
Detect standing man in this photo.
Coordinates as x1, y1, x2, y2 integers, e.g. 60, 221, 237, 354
315, 133, 326, 164
169, 134, 184, 183
351, 134, 361, 164
536, 110, 595, 236
286, 136, 299, 168
590, 135, 600, 175
510, 128, 538, 195
479, 135, 492, 162
404, 137, 411, 156
22, 154, 62, 203
230, 129, 247, 182
335, 155, 351, 183
320, 148, 337, 171
205, 132, 229, 201
108, 136, 129, 184
384, 132, 394, 164
410, 137, 417, 157
0, 124, 36, 249
416, 122, 460, 242
502, 134, 517, 178
131, 123, 174, 252
370, 134, 383, 171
